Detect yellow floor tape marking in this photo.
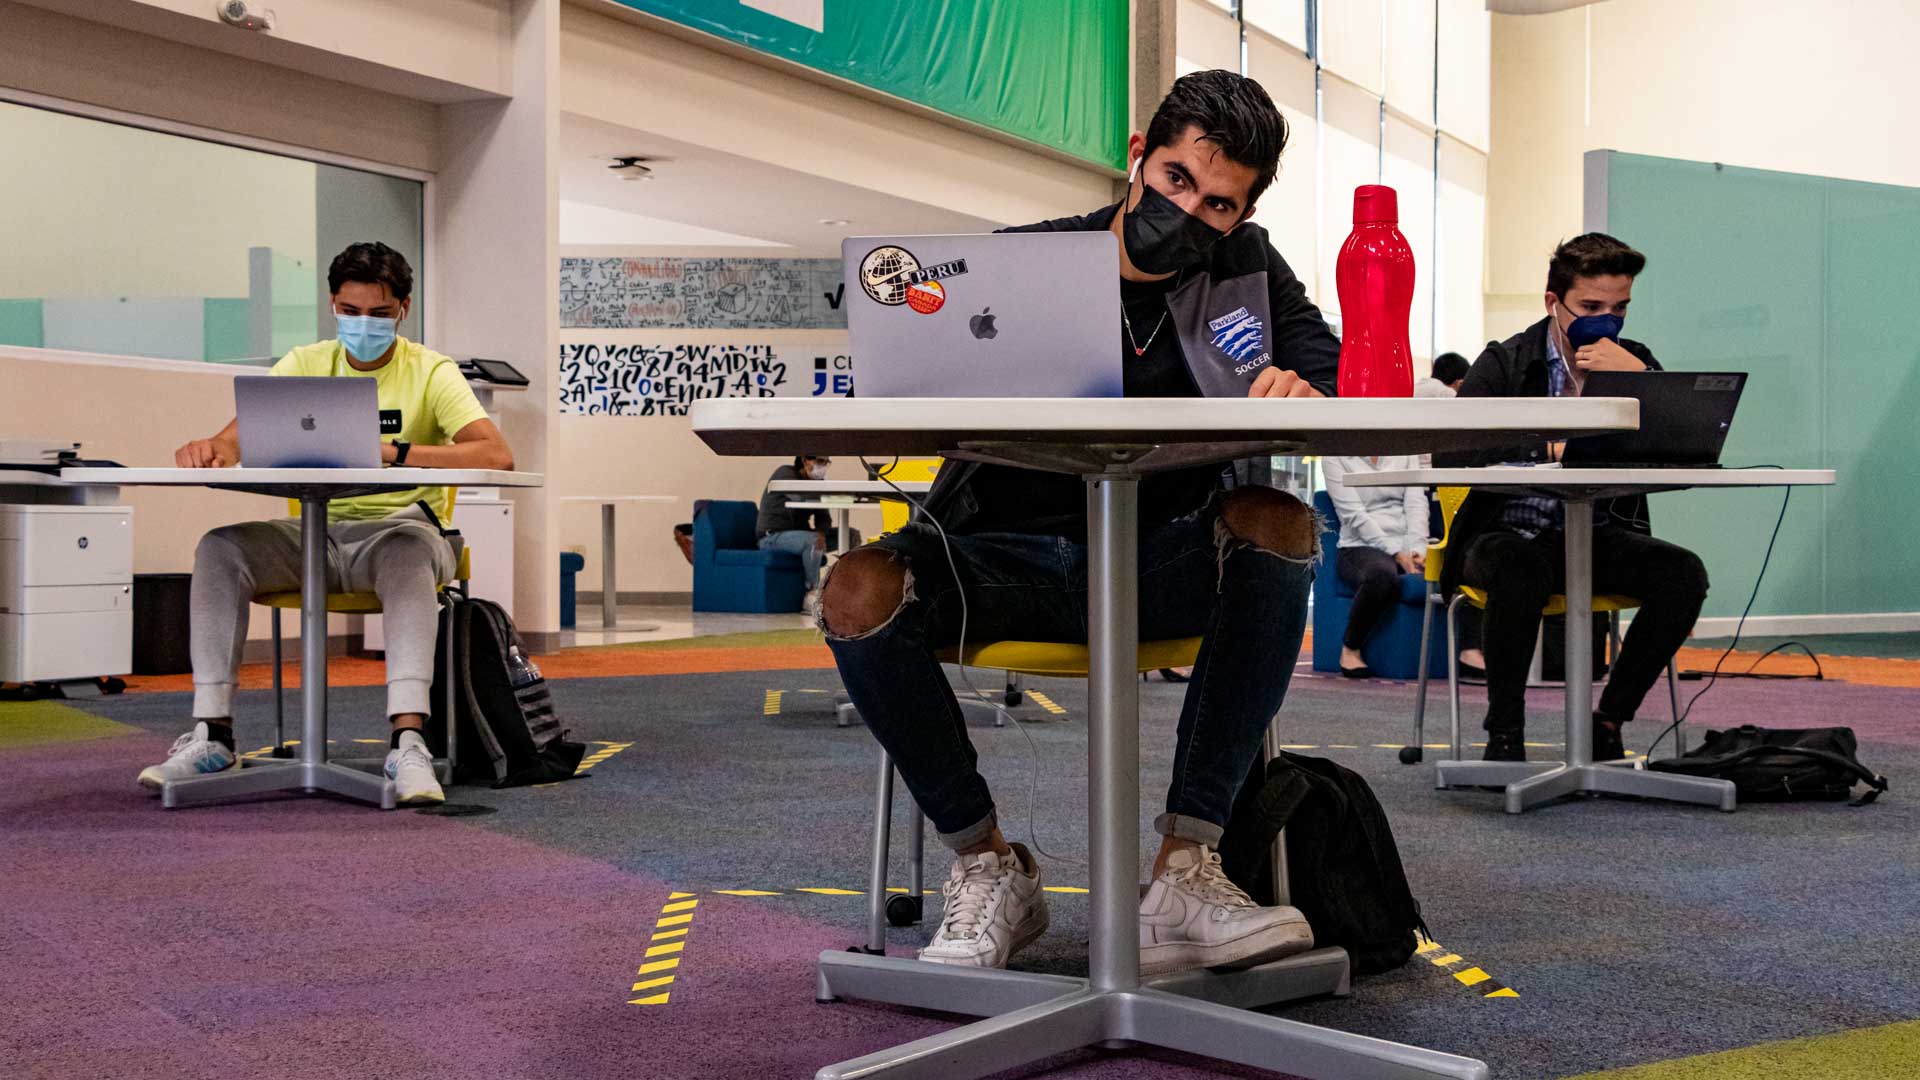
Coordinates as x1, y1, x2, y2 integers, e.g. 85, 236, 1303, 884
1484, 987, 1519, 998
636, 957, 680, 975
1418, 937, 1518, 999
1414, 940, 1443, 955
661, 900, 699, 914
630, 976, 676, 992
1043, 886, 1091, 894
655, 913, 693, 927
651, 929, 688, 940
629, 891, 706, 1005
713, 889, 782, 896
885, 887, 910, 893
763, 690, 783, 715
352, 738, 385, 745
1025, 691, 1067, 715
1327, 744, 1359, 749
797, 887, 864, 896
644, 941, 685, 958
1432, 953, 1462, 966
628, 992, 671, 1005
668, 891, 695, 899
1454, 967, 1492, 987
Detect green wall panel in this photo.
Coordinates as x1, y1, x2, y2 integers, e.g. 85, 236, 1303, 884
202, 298, 252, 362
1599, 150, 1920, 619
0, 299, 45, 347
611, 0, 1128, 170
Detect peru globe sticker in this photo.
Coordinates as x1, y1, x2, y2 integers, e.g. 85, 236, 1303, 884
906, 280, 946, 315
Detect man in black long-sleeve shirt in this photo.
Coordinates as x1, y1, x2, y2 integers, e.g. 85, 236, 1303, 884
816, 72, 1338, 977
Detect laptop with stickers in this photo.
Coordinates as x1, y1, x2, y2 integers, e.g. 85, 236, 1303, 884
234, 376, 382, 468
843, 232, 1124, 397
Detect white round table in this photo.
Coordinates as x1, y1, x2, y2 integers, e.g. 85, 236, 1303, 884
558, 495, 677, 631
691, 396, 1637, 1080
60, 467, 543, 810
1353, 466, 1837, 814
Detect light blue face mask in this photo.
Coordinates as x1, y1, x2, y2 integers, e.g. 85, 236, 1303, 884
335, 311, 398, 362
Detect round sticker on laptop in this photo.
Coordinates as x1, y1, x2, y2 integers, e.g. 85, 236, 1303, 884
906, 280, 945, 315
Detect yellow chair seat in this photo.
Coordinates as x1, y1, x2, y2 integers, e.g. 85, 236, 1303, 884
254, 547, 471, 612
935, 637, 1205, 677
1455, 586, 1641, 618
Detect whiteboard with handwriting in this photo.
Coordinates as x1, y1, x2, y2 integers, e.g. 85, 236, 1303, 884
560, 257, 846, 330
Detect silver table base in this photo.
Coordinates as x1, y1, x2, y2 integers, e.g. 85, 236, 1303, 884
597, 503, 660, 631
163, 494, 397, 810
810, 471, 1486, 1080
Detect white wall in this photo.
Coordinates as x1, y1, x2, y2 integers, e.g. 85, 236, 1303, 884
1485, 0, 1920, 341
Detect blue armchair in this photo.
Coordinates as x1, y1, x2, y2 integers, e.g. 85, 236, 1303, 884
693, 500, 809, 613
1310, 490, 1446, 679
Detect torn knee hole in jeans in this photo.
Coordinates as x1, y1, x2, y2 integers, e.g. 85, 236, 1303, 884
817, 561, 917, 641
1211, 511, 1320, 591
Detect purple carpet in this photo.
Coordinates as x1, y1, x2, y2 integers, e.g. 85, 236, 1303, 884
0, 732, 1298, 1080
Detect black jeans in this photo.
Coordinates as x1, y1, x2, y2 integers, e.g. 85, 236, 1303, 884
1461, 527, 1708, 732
1335, 546, 1403, 651
823, 499, 1314, 851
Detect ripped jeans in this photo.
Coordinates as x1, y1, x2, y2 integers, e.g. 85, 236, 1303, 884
823, 499, 1314, 852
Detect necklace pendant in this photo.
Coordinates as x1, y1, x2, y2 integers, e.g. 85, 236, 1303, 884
1133, 346, 1146, 356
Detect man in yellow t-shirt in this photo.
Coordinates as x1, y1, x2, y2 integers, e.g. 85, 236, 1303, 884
140, 242, 515, 806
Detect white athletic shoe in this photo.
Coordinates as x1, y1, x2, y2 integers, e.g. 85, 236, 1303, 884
1138, 845, 1314, 976
384, 730, 445, 806
918, 843, 1050, 968
137, 722, 236, 792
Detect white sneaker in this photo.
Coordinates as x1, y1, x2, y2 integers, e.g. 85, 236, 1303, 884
384, 730, 445, 806
1138, 845, 1313, 976
137, 722, 236, 792
918, 843, 1049, 968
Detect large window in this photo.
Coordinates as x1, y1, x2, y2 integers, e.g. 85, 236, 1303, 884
0, 100, 424, 365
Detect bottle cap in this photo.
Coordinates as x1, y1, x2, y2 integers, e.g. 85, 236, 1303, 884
1352, 184, 1398, 224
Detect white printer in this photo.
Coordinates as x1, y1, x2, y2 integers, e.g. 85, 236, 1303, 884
0, 440, 133, 683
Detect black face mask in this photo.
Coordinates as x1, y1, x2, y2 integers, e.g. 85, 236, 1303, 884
1121, 163, 1226, 275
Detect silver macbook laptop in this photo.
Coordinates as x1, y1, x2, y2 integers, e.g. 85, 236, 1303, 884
844, 232, 1124, 397
234, 376, 381, 468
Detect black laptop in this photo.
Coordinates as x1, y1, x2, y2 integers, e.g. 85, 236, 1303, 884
1561, 370, 1747, 468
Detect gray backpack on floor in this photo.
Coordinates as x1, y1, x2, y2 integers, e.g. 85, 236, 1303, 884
431, 595, 586, 787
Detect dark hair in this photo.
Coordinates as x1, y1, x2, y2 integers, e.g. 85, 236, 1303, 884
1545, 233, 1645, 299
328, 241, 414, 302
1144, 70, 1289, 213
1430, 351, 1471, 385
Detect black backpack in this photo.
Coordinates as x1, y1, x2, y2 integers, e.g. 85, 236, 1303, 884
1648, 725, 1888, 806
431, 595, 587, 788
1218, 752, 1428, 975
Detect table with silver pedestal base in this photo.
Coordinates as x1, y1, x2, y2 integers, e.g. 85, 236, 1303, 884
1355, 466, 1836, 814
695, 396, 1642, 1080
61, 467, 543, 810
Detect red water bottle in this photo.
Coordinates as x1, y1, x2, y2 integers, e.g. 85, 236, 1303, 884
1335, 184, 1416, 398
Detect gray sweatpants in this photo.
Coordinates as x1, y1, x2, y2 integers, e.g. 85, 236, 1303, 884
190, 511, 456, 720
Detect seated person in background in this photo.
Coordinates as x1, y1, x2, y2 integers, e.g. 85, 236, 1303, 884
820, 71, 1334, 976
1415, 351, 1470, 398
143, 242, 514, 805
757, 455, 833, 605
1435, 232, 1708, 763
1321, 456, 1426, 679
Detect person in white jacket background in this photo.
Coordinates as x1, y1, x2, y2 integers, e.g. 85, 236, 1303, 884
1321, 456, 1427, 678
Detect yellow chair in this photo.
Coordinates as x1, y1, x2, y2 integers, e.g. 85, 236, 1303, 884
875, 457, 941, 536
852, 636, 1206, 947
1402, 487, 1683, 765
259, 493, 470, 776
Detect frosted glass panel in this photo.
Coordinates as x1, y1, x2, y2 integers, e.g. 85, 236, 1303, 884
1436, 0, 1490, 151
1382, 115, 1435, 361
1243, 0, 1308, 53
1436, 134, 1487, 359
1246, 32, 1318, 297
1176, 0, 1241, 74
1318, 75, 1384, 316
1384, 0, 1436, 128
1319, 0, 1384, 94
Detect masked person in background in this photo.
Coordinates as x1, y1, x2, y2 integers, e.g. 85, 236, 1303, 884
757, 454, 837, 606
817, 70, 1340, 977
146, 242, 515, 806
1435, 233, 1709, 764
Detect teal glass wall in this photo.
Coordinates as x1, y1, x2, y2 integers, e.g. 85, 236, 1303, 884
1592, 150, 1920, 619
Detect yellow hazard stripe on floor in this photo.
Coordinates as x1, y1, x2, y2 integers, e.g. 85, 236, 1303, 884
1025, 691, 1067, 715
1415, 937, 1517, 999
1564, 1016, 1920, 1079
714, 889, 782, 896
763, 690, 783, 715
577, 741, 633, 772
629, 892, 703, 1005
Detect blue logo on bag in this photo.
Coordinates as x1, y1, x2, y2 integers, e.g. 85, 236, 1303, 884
1207, 306, 1265, 364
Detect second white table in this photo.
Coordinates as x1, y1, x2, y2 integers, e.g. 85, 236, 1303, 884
559, 495, 677, 631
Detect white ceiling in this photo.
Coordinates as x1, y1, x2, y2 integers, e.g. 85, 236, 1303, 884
558, 112, 998, 256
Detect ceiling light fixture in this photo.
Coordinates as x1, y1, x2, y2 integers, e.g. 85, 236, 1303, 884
819, 218, 851, 227
609, 156, 655, 181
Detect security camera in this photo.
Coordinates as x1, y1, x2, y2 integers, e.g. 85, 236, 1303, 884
216, 0, 276, 31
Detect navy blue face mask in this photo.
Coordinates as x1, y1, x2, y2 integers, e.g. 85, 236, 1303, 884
1559, 304, 1624, 350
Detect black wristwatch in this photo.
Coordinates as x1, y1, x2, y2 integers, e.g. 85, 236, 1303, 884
392, 440, 411, 466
